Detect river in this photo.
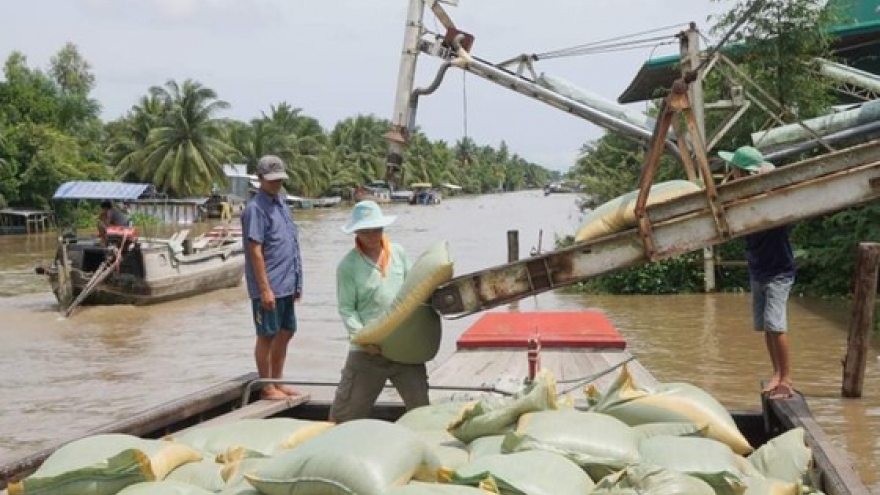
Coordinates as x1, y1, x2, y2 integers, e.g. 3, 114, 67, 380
0, 190, 877, 490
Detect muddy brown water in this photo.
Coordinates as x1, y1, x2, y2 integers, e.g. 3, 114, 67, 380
0, 190, 877, 490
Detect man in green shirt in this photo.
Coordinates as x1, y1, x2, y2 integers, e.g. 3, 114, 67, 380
329, 201, 429, 422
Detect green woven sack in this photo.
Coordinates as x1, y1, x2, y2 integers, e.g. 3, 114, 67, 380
352, 241, 453, 364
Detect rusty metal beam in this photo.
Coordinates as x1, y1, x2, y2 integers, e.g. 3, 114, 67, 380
432, 145, 880, 317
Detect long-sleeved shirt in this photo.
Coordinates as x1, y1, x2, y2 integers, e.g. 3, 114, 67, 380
336, 243, 410, 351
241, 189, 303, 299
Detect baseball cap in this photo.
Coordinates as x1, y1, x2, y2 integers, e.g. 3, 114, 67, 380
256, 155, 288, 181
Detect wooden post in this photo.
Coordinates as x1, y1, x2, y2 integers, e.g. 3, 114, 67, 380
842, 242, 880, 398
507, 230, 520, 310
506, 230, 519, 263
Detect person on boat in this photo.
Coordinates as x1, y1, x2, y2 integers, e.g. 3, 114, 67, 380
97, 200, 129, 241
720, 145, 796, 400
328, 200, 429, 422
241, 155, 303, 401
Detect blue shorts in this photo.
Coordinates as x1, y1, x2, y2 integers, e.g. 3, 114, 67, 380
251, 295, 297, 337
750, 275, 793, 333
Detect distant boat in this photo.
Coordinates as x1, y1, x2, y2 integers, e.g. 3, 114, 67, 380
312, 196, 343, 208
286, 195, 314, 210
544, 181, 582, 195
35, 181, 245, 315
353, 180, 392, 204
390, 189, 414, 203
409, 182, 442, 205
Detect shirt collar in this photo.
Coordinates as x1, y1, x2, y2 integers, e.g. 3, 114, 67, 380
257, 188, 284, 206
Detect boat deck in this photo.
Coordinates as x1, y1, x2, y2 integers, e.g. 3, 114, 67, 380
0, 311, 870, 495
294, 347, 645, 407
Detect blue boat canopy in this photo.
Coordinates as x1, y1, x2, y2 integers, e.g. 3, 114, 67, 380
52, 181, 156, 201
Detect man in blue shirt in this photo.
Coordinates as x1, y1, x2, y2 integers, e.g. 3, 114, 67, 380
241, 155, 303, 400
720, 146, 796, 400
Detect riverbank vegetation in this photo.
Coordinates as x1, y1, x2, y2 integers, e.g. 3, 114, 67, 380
564, 0, 879, 300
0, 44, 555, 210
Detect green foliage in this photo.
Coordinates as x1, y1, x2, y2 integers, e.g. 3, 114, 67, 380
0, 42, 553, 211
111, 79, 235, 197
128, 211, 161, 228
562, 0, 868, 299
0, 44, 107, 208
556, 234, 705, 295
790, 205, 880, 297
707, 0, 838, 149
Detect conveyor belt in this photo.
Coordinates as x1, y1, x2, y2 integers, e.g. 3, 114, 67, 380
432, 140, 880, 318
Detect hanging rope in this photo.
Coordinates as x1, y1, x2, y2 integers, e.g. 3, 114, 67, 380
460, 70, 470, 166
534, 23, 685, 60
462, 70, 469, 141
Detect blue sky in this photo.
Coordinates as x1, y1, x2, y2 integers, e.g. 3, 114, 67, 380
0, 0, 727, 171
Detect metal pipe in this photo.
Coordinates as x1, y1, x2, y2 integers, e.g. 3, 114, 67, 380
816, 58, 880, 95
753, 99, 880, 151
241, 378, 514, 407
408, 62, 454, 133
451, 48, 683, 163
764, 119, 880, 163
537, 74, 661, 138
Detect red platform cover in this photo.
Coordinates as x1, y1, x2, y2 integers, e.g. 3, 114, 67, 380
457, 311, 626, 350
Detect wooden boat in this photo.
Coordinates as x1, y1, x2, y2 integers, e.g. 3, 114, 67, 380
36, 182, 245, 313
313, 196, 343, 208
353, 181, 393, 203
410, 182, 443, 205
0, 311, 869, 495
543, 181, 582, 195
391, 189, 415, 203
36, 224, 244, 310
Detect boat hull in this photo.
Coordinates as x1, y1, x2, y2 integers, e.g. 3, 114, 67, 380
44, 238, 245, 307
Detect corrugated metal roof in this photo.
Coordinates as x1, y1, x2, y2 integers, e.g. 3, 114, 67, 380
619, 1, 880, 104
52, 181, 154, 201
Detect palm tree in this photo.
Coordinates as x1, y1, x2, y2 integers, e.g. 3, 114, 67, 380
107, 94, 165, 181
330, 115, 389, 185
137, 79, 235, 197
228, 118, 291, 173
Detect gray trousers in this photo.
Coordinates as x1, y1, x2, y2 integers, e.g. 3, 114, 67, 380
329, 350, 429, 423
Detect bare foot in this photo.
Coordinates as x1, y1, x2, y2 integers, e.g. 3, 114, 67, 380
277, 384, 301, 397
767, 382, 794, 400
261, 385, 288, 401
762, 377, 781, 393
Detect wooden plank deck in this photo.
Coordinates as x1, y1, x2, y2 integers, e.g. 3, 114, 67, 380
295, 348, 654, 406
428, 348, 655, 400
173, 395, 311, 435
292, 349, 649, 406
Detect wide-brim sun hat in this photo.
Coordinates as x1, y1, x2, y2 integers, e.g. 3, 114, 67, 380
717, 145, 773, 172
341, 200, 397, 234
